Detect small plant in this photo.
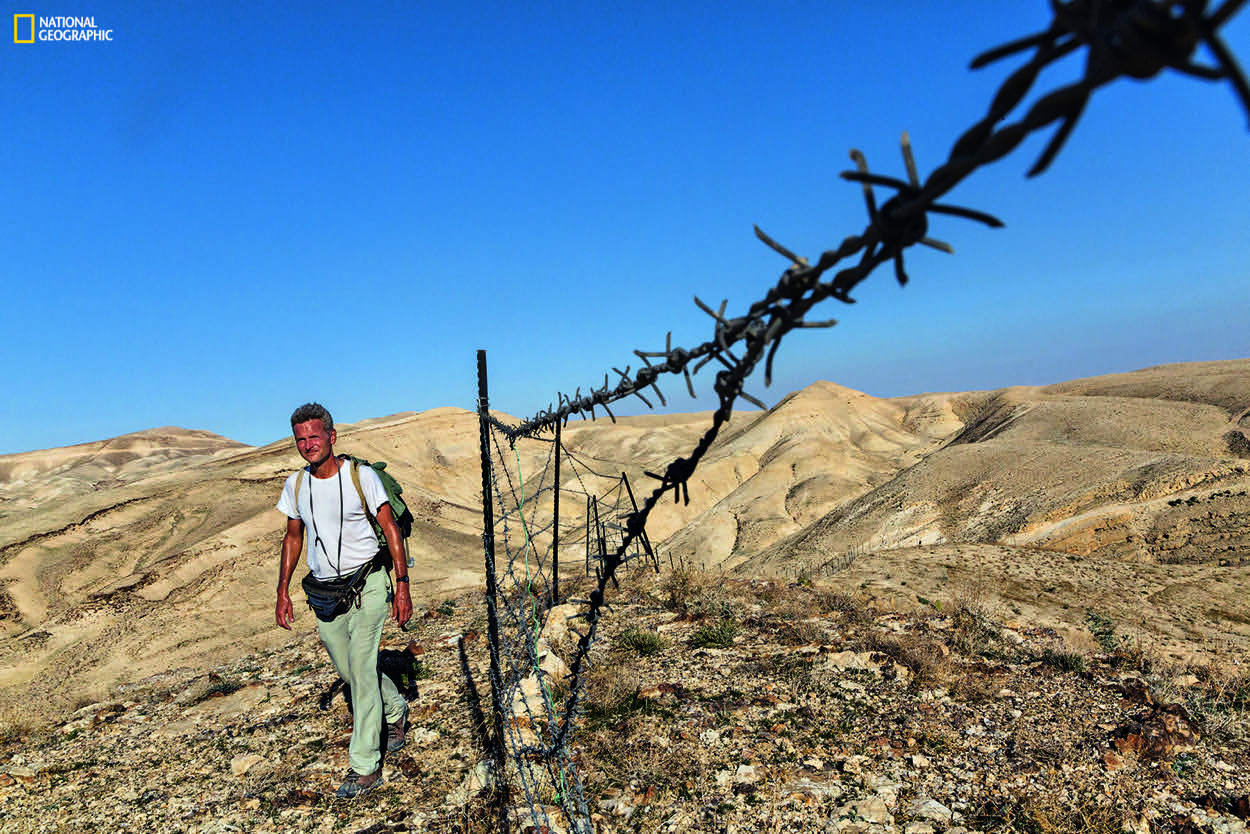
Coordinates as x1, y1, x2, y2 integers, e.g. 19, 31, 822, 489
768, 654, 822, 694
690, 620, 740, 649
777, 618, 828, 646
191, 674, 243, 705
1039, 646, 1086, 674
1085, 610, 1120, 653
1172, 751, 1198, 777
815, 590, 869, 623
617, 626, 666, 656
948, 591, 1006, 659
661, 564, 706, 614
861, 632, 948, 689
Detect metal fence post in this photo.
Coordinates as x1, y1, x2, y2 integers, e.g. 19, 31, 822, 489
475, 350, 509, 796
552, 420, 561, 605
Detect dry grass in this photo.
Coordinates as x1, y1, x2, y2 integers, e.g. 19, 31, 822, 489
1037, 644, 1087, 674
0, 699, 41, 745
947, 581, 1010, 660
576, 651, 701, 797
775, 617, 830, 645
858, 631, 950, 690
658, 564, 751, 621
1145, 659, 1250, 745
659, 563, 707, 615
969, 791, 1130, 834
580, 648, 652, 731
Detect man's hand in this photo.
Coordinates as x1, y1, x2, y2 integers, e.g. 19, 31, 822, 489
276, 516, 304, 631
392, 583, 412, 629
276, 588, 296, 630
373, 503, 412, 629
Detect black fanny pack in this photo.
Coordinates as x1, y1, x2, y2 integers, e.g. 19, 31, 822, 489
301, 548, 391, 622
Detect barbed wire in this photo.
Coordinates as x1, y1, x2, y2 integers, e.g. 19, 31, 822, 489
483, 0, 1247, 448
473, 3, 1248, 830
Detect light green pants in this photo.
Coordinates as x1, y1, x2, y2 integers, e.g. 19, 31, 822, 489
316, 567, 406, 774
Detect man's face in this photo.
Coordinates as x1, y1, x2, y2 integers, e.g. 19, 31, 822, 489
293, 419, 335, 466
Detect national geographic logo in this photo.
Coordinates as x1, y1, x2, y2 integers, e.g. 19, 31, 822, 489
13, 14, 34, 42
13, 14, 114, 43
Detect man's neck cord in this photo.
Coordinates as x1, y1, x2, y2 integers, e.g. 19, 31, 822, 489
308, 461, 345, 578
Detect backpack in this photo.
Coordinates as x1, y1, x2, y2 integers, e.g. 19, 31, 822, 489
295, 455, 414, 558
319, 642, 424, 710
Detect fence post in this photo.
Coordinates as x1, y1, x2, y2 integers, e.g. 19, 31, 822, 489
475, 350, 508, 790
592, 497, 605, 576
620, 471, 658, 572
552, 419, 561, 605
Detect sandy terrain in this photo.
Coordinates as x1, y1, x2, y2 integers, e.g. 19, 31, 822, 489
0, 358, 1246, 722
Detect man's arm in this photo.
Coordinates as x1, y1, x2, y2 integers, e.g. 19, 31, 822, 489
375, 503, 412, 628
276, 516, 304, 630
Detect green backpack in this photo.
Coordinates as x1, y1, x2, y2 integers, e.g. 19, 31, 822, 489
295, 455, 414, 556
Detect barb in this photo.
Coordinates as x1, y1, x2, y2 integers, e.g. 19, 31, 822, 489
967, 0, 1250, 176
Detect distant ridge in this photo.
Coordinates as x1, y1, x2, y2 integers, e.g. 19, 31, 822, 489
0, 427, 251, 510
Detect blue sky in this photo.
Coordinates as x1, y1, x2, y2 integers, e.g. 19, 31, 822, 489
2, 2, 1247, 455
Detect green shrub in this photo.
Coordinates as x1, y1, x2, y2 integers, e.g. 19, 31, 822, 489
1085, 610, 1119, 653
1039, 646, 1086, 674
661, 564, 706, 613
690, 620, 740, 649
617, 626, 666, 656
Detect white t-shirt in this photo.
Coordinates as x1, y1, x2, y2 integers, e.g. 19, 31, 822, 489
277, 459, 389, 580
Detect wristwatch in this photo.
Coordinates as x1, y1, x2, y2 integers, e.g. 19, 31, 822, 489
395, 576, 410, 584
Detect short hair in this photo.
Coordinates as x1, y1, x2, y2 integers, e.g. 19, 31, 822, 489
290, 402, 334, 433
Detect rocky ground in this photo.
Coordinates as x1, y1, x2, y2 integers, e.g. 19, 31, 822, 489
1, 569, 1247, 834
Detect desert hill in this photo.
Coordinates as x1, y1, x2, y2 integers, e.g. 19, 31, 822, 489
0, 359, 1247, 723
0, 427, 249, 516
749, 360, 1249, 561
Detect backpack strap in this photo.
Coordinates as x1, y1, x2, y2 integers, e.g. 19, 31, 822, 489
294, 467, 308, 509
293, 460, 371, 535
344, 455, 378, 538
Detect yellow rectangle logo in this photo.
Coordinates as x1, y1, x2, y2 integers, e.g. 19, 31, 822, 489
14, 14, 35, 43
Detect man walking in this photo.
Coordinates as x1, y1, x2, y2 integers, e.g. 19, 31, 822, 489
275, 402, 413, 798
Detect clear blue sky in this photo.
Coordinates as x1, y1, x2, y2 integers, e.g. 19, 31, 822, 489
2, 2, 1247, 455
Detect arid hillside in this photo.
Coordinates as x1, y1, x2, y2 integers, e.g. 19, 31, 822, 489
0, 359, 1247, 723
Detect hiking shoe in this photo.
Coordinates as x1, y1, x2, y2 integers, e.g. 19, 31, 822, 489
386, 701, 410, 753
335, 767, 382, 799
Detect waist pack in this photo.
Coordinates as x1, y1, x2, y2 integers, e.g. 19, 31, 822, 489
300, 549, 391, 622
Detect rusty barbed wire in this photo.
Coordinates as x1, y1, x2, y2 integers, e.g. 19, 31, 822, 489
475, 4, 1248, 830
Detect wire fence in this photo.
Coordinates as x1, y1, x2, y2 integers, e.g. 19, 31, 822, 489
467, 4, 1249, 830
